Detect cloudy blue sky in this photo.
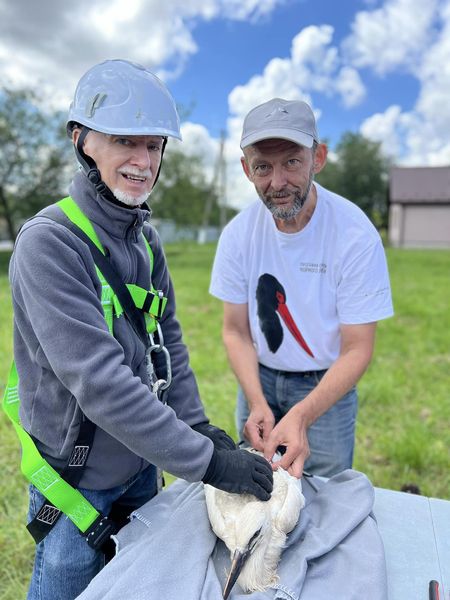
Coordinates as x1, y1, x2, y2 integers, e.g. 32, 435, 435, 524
1, 0, 449, 208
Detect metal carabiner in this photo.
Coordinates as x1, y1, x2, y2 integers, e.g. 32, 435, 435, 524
156, 346, 172, 390
145, 347, 156, 385
149, 322, 165, 351
152, 379, 168, 402
146, 323, 172, 398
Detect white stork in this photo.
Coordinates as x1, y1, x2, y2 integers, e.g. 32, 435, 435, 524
204, 449, 305, 598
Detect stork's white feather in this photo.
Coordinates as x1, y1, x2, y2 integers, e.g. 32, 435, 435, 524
204, 450, 305, 593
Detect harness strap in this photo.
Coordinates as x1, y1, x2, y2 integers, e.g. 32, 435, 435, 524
2, 363, 100, 535
4, 196, 168, 548
58, 213, 149, 348
57, 197, 166, 337
26, 415, 97, 544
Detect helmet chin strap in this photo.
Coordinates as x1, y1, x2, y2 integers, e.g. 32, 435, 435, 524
75, 126, 167, 206
75, 127, 117, 203
153, 137, 167, 187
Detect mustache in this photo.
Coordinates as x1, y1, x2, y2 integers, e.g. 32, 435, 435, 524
266, 189, 299, 200
118, 167, 152, 178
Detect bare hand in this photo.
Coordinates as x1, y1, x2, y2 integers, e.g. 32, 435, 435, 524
263, 413, 310, 478
244, 404, 275, 452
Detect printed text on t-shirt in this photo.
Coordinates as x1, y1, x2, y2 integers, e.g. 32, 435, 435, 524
300, 262, 327, 274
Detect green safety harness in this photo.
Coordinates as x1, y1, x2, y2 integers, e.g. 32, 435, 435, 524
2, 196, 170, 550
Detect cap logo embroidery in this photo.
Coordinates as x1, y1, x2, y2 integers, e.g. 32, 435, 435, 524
265, 106, 289, 121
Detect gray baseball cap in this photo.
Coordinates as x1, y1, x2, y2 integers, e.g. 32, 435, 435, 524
240, 98, 319, 149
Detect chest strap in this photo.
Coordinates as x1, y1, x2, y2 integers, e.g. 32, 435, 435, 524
57, 196, 167, 338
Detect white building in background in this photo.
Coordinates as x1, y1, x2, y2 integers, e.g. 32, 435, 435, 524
389, 166, 450, 248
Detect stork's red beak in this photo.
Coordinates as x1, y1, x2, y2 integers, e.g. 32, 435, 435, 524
275, 292, 314, 357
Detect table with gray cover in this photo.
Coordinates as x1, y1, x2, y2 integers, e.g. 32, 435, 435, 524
76, 469, 449, 600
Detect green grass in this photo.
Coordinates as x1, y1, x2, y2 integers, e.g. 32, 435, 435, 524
0, 244, 449, 598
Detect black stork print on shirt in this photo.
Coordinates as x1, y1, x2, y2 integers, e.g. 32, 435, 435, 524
256, 274, 314, 357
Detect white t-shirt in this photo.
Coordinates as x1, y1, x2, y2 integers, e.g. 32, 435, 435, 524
209, 183, 394, 372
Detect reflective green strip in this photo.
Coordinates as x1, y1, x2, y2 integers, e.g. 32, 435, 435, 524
58, 197, 115, 333
58, 197, 104, 254
127, 285, 167, 335
142, 236, 154, 274
2, 363, 99, 533
57, 197, 162, 334
100, 282, 114, 333
127, 285, 167, 317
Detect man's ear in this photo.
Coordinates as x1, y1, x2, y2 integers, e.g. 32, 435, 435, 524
72, 127, 81, 146
313, 143, 328, 175
241, 156, 252, 181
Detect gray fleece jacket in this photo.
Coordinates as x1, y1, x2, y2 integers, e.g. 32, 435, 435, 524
9, 171, 214, 489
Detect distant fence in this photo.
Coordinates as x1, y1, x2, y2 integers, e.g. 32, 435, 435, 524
152, 219, 221, 244
0, 219, 222, 251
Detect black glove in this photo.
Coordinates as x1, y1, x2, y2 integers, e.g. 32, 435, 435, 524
202, 448, 273, 501
192, 422, 237, 451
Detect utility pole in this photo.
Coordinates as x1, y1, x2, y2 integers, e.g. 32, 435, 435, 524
217, 130, 227, 230
198, 129, 227, 244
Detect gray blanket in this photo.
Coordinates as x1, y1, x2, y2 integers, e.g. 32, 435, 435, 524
77, 469, 387, 600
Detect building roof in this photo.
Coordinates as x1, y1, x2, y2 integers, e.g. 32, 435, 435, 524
389, 165, 450, 204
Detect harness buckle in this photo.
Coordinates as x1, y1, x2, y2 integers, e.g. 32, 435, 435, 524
155, 290, 165, 318
68, 445, 90, 467
142, 289, 165, 319
84, 515, 118, 551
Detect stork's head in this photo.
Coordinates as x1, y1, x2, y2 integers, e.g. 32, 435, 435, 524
204, 450, 305, 597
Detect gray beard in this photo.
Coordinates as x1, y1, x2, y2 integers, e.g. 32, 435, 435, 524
113, 188, 150, 208
261, 173, 313, 221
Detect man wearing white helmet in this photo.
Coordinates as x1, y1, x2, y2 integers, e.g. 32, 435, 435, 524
210, 98, 393, 480
8, 60, 272, 600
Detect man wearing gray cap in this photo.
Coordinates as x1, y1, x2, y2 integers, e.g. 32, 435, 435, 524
210, 98, 393, 478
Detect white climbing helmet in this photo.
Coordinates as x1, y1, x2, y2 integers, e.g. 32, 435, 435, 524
67, 59, 182, 140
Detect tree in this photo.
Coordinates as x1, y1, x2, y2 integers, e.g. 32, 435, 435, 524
150, 149, 235, 226
316, 132, 390, 228
0, 87, 73, 240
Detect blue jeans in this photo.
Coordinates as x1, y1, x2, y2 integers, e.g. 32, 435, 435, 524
27, 465, 157, 600
236, 364, 358, 477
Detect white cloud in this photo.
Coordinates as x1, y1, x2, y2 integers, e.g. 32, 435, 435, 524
227, 23, 366, 142
218, 0, 288, 21
0, 0, 286, 109
177, 122, 220, 182
229, 57, 311, 117
360, 1, 450, 167
2, 0, 448, 214
159, 122, 221, 197
291, 25, 335, 67
414, 2, 450, 136
178, 122, 219, 159
335, 67, 366, 108
0, 0, 288, 214
360, 105, 407, 158
343, 0, 439, 75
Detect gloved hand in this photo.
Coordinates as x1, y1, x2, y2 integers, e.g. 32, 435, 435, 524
202, 448, 273, 501
192, 422, 236, 451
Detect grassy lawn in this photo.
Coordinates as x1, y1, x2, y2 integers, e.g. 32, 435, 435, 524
0, 243, 449, 598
